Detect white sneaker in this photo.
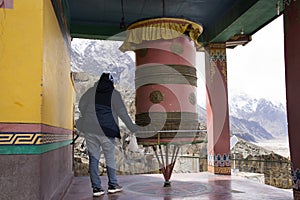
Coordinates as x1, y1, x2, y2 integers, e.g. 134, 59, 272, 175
108, 185, 123, 193
93, 187, 105, 196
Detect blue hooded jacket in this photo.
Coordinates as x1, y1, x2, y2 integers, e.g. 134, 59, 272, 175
78, 73, 137, 138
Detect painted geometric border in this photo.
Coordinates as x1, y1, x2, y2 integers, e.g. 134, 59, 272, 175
0, 133, 43, 145
207, 165, 231, 175
208, 43, 227, 83
0, 123, 73, 154
207, 153, 231, 167
291, 166, 300, 191
207, 153, 231, 174
0, 132, 72, 145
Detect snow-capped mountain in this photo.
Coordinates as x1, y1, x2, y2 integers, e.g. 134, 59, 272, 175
71, 39, 288, 143
71, 38, 135, 91
229, 93, 288, 142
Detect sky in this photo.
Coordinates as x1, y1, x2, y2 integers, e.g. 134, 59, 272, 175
226, 16, 285, 104
195, 15, 286, 105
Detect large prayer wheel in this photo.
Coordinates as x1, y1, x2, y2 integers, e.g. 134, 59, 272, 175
120, 18, 203, 145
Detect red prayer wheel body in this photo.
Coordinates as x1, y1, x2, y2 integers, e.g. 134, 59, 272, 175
121, 18, 203, 145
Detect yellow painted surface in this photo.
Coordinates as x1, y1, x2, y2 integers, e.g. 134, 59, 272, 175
0, 1, 43, 122
0, 0, 74, 130
42, 0, 74, 129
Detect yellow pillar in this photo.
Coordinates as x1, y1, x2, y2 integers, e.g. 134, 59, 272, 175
0, 0, 74, 199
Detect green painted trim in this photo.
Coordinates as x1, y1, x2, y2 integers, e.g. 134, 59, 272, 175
200, 0, 284, 44
0, 140, 72, 155
51, 0, 72, 52
200, 0, 258, 43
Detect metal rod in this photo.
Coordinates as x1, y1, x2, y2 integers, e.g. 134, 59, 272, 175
136, 130, 206, 133
158, 131, 160, 145
170, 145, 177, 164
164, 144, 170, 187
170, 145, 178, 165
159, 145, 169, 182
121, 0, 125, 18
153, 145, 163, 168
174, 145, 180, 161
159, 145, 165, 169
166, 144, 169, 168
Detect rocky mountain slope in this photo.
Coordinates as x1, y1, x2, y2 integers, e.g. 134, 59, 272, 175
229, 94, 287, 142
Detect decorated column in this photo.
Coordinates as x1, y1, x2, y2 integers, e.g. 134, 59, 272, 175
283, 0, 300, 199
205, 43, 231, 175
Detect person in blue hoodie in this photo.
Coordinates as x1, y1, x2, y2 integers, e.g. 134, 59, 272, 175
78, 72, 137, 197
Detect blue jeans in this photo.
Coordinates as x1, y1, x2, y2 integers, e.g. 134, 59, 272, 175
84, 133, 118, 189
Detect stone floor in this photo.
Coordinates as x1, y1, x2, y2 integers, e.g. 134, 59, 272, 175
63, 172, 293, 200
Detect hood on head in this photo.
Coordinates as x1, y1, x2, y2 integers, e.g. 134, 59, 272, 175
96, 73, 114, 93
